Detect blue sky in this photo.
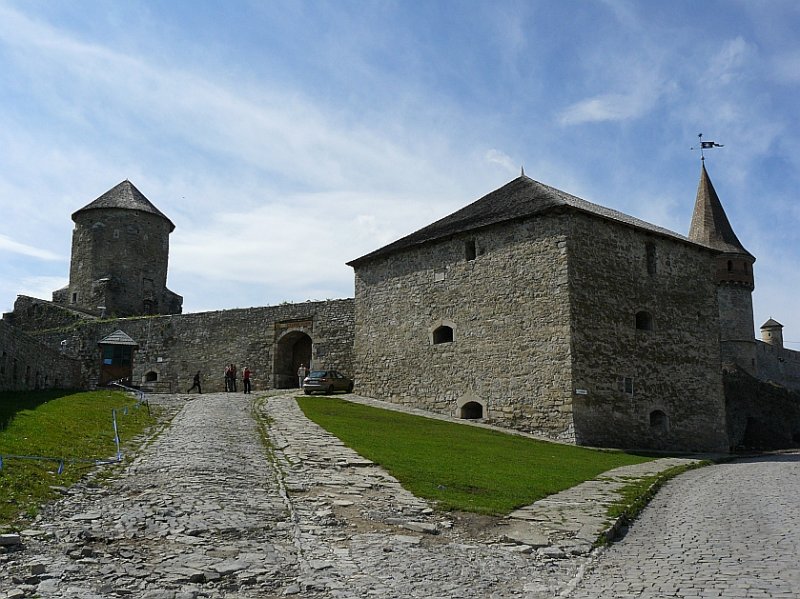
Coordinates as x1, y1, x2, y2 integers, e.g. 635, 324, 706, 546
1, 0, 798, 345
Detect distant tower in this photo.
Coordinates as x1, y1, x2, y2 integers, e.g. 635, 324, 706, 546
52, 180, 183, 317
688, 164, 756, 374
760, 318, 784, 349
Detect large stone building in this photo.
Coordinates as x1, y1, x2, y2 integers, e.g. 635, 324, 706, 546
348, 170, 731, 450
3, 168, 799, 451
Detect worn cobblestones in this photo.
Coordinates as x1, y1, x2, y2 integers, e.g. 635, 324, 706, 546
1, 392, 797, 598
567, 452, 800, 598
0, 393, 585, 598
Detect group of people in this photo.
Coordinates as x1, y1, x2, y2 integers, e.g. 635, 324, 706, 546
186, 364, 252, 394
225, 363, 252, 393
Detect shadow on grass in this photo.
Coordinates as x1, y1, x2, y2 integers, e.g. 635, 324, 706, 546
0, 389, 79, 431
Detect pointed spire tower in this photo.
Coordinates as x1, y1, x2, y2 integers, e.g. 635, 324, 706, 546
689, 164, 756, 373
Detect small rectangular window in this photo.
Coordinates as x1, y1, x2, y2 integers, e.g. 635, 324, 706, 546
646, 242, 657, 276
465, 239, 477, 261
617, 376, 635, 396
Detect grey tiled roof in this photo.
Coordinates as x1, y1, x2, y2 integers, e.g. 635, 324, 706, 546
761, 318, 783, 329
98, 329, 138, 346
348, 175, 694, 266
73, 180, 175, 231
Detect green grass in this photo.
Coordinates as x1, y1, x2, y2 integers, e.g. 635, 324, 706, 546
296, 397, 655, 515
0, 389, 156, 530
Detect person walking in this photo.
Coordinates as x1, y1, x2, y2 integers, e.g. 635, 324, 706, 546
297, 363, 307, 388
243, 366, 251, 394
224, 364, 231, 391
187, 371, 202, 394
230, 363, 238, 392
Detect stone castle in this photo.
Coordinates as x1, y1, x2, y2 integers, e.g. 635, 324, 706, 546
2, 167, 799, 452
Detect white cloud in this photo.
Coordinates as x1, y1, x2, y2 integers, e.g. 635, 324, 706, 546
559, 93, 646, 125
557, 59, 665, 126
169, 189, 448, 309
0, 4, 456, 200
706, 37, 755, 86
485, 149, 517, 175
0, 234, 63, 261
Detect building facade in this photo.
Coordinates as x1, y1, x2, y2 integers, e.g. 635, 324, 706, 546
348, 175, 729, 451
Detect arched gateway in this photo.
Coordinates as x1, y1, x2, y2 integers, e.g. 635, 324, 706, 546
274, 330, 312, 388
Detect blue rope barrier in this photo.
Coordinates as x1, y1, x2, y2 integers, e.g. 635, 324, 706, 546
0, 381, 149, 474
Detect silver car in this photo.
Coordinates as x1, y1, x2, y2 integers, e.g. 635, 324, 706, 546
302, 370, 354, 395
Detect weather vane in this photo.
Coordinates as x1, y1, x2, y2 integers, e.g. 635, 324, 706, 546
691, 132, 724, 161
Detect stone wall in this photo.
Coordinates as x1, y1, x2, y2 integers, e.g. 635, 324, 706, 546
725, 367, 800, 449
756, 341, 800, 392
353, 212, 575, 440
24, 299, 354, 393
568, 212, 728, 452
0, 320, 82, 392
717, 284, 757, 375
7, 295, 96, 332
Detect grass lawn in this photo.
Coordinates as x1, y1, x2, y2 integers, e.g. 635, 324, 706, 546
0, 389, 155, 530
296, 396, 655, 515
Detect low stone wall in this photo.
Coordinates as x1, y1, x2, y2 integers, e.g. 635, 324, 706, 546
0, 320, 82, 391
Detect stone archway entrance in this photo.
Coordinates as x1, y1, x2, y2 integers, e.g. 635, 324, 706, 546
274, 331, 312, 388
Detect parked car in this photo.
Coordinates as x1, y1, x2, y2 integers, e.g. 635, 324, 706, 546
303, 370, 354, 395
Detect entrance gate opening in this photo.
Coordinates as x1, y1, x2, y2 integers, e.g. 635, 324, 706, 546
274, 331, 312, 388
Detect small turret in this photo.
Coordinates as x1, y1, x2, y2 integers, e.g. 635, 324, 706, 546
760, 318, 784, 349
689, 164, 756, 374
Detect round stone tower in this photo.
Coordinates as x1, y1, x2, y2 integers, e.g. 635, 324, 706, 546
688, 164, 756, 374
52, 180, 183, 317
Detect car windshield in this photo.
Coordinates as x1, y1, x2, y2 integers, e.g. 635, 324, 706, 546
308, 370, 328, 378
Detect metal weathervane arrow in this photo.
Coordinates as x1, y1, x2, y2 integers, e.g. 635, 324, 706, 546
691, 132, 724, 161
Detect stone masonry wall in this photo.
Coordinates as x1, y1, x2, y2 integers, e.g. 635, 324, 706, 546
353, 213, 575, 440
725, 367, 800, 449
756, 341, 800, 392
568, 212, 729, 452
717, 284, 757, 375
24, 299, 354, 393
0, 320, 82, 392
7, 295, 96, 332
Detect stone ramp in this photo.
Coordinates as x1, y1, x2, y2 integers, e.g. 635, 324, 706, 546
338, 393, 711, 555
497, 457, 706, 556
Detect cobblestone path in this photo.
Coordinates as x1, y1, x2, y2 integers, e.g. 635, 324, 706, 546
0, 393, 585, 598
568, 453, 800, 599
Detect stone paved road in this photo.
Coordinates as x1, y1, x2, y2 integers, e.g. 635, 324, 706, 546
568, 453, 800, 599
0, 392, 585, 598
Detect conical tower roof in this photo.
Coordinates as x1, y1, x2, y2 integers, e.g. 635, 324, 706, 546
760, 318, 783, 329
72, 180, 175, 231
688, 164, 752, 258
